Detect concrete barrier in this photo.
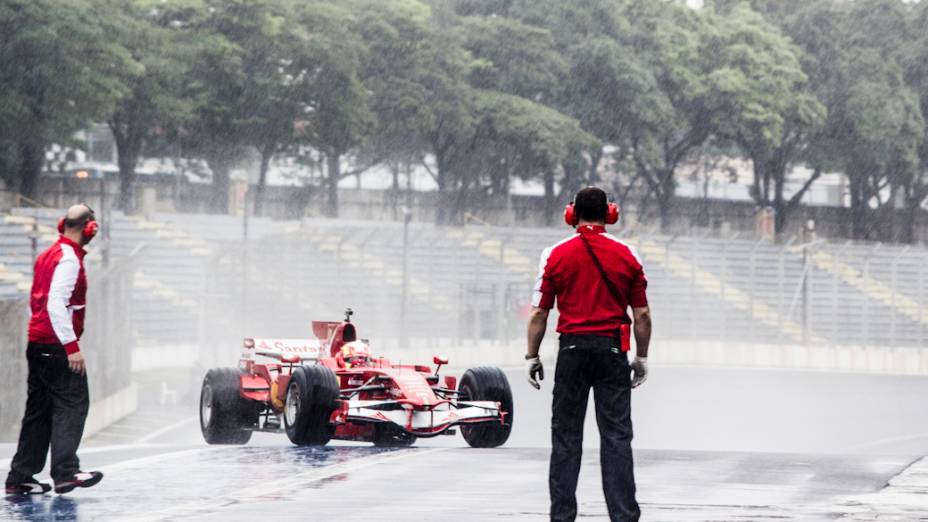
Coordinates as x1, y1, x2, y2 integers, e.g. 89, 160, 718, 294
151, 336, 928, 397
0, 248, 142, 442
83, 383, 138, 438
397, 339, 928, 376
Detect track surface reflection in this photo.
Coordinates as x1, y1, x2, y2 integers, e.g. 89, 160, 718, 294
3, 367, 928, 520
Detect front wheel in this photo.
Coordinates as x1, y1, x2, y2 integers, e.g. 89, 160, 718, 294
284, 365, 339, 446
458, 367, 513, 448
200, 368, 256, 444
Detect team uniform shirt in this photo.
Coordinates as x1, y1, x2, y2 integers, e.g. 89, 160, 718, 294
27, 236, 88, 355
533, 224, 647, 338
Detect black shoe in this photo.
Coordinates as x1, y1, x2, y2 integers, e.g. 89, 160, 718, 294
5, 477, 52, 495
54, 471, 103, 495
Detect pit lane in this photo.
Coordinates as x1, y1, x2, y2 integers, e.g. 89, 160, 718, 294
3, 366, 928, 521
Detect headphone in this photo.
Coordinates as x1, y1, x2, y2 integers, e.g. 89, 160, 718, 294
58, 204, 99, 241
564, 200, 619, 227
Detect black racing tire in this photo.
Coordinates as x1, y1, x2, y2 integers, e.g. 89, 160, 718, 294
284, 365, 339, 446
200, 368, 257, 445
458, 367, 513, 448
373, 424, 417, 447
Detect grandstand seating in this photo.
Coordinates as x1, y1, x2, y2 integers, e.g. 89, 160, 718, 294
1, 207, 927, 350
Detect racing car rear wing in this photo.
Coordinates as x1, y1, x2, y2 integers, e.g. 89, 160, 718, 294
243, 338, 323, 362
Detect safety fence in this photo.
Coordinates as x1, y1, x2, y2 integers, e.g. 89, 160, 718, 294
4, 206, 928, 384
195, 220, 928, 354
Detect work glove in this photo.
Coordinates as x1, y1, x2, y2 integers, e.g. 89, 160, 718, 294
630, 356, 648, 388
526, 356, 544, 389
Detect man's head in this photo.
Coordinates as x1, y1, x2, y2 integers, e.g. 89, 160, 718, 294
60, 204, 97, 245
574, 187, 609, 224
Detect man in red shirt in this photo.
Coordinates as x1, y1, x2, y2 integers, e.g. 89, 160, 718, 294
5, 204, 104, 496
527, 187, 652, 522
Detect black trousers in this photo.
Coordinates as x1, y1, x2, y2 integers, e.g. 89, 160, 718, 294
7, 343, 89, 484
550, 335, 639, 522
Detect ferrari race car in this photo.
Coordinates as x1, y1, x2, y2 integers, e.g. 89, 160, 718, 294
199, 309, 513, 448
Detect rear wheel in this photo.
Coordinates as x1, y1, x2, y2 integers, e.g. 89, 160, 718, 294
373, 424, 417, 447
458, 367, 513, 448
284, 365, 339, 446
200, 368, 257, 444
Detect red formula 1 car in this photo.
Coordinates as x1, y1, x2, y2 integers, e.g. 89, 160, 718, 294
199, 309, 513, 448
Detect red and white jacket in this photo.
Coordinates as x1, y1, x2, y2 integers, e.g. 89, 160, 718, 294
533, 225, 648, 338
28, 236, 88, 355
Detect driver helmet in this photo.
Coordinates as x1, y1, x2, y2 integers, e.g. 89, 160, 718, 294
340, 340, 371, 364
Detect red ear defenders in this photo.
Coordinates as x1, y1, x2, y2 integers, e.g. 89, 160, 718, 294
58, 206, 99, 240
564, 201, 619, 227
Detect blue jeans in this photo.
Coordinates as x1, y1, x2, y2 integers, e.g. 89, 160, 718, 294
550, 335, 639, 522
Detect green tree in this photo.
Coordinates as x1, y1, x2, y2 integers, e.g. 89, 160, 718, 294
182, 0, 253, 213
354, 0, 434, 215
291, 1, 373, 218
472, 91, 595, 224
625, 0, 709, 231
459, 15, 565, 103
784, 0, 922, 240
708, 3, 825, 236
0, 0, 136, 198
236, 2, 307, 217
517, 0, 649, 190
901, 0, 928, 243
414, 3, 594, 224
105, 0, 197, 213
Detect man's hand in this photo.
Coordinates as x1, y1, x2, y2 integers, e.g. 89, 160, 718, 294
526, 306, 549, 390
526, 356, 544, 389
630, 356, 647, 388
68, 352, 86, 375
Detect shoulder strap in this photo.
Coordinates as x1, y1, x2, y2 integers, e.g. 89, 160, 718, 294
579, 233, 631, 325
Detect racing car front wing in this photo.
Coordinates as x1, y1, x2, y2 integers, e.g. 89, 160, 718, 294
340, 400, 504, 436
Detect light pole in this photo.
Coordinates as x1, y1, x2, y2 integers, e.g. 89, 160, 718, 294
400, 206, 412, 349
99, 175, 110, 268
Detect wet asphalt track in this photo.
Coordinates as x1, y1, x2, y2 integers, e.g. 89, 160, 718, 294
3, 366, 928, 521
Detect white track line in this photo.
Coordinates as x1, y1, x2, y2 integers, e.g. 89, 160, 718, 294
126, 447, 450, 522
100, 446, 226, 473
1, 443, 174, 470
134, 415, 198, 444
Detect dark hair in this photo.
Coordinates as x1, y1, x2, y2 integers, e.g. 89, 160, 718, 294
574, 187, 608, 223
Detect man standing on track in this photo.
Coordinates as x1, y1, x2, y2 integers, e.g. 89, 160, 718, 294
526, 187, 652, 522
5, 204, 104, 496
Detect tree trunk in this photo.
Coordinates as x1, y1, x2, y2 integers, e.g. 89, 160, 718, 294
880, 184, 898, 242
111, 124, 144, 214
434, 148, 449, 225
752, 153, 795, 238
848, 174, 867, 240
449, 171, 467, 226
254, 146, 272, 217
206, 153, 231, 214
559, 152, 584, 204
901, 199, 919, 244
543, 169, 556, 227
773, 167, 787, 237
325, 152, 340, 218
389, 162, 400, 220
117, 155, 137, 213
17, 141, 44, 199
657, 169, 676, 232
